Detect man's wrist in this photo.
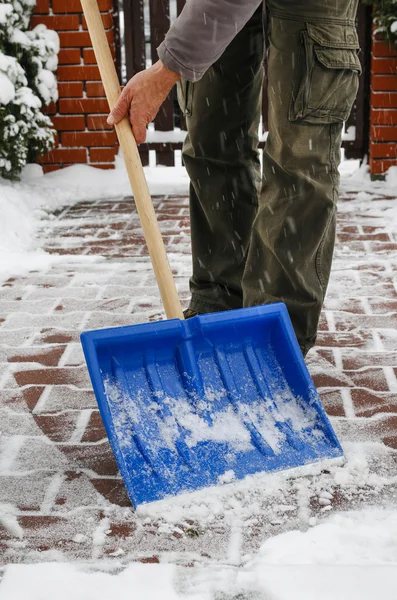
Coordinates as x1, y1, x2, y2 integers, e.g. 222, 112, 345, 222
154, 59, 181, 83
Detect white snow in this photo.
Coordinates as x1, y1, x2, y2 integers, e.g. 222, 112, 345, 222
37, 68, 58, 104
145, 127, 187, 143
0, 157, 190, 282
10, 29, 31, 47
0, 71, 15, 104
1, 509, 397, 599
14, 85, 41, 109
0, 4, 12, 25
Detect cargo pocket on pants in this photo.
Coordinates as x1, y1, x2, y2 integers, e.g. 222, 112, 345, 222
289, 23, 362, 125
177, 79, 194, 117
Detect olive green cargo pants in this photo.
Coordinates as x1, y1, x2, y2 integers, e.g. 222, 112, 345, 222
178, 0, 361, 355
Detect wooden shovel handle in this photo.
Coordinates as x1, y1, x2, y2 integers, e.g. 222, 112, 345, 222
80, 0, 183, 320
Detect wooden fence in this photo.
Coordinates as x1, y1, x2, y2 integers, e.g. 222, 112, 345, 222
115, 0, 372, 165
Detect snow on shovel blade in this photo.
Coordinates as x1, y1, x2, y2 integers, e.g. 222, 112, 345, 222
80, 303, 343, 507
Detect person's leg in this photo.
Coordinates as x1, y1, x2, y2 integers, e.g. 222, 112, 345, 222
179, 5, 264, 314
242, 0, 361, 355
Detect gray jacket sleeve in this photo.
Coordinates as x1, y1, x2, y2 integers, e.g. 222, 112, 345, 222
157, 0, 262, 82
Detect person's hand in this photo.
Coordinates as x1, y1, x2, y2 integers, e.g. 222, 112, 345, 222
107, 60, 180, 144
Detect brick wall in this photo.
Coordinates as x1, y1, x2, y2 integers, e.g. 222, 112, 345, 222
32, 0, 118, 172
369, 33, 397, 177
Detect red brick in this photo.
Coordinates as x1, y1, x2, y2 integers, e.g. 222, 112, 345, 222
52, 116, 86, 132
30, 15, 79, 30
86, 82, 105, 97
369, 158, 397, 174
370, 108, 397, 125
33, 0, 49, 13
52, 0, 81, 11
42, 102, 57, 116
62, 131, 117, 147
91, 479, 131, 506
82, 12, 113, 30
43, 165, 61, 173
371, 75, 397, 92
59, 98, 109, 114
83, 48, 96, 64
87, 115, 112, 130
59, 30, 113, 48
13, 367, 89, 387
89, 147, 117, 162
58, 65, 100, 81
53, 0, 112, 10
372, 40, 397, 58
58, 82, 83, 97
371, 92, 397, 108
372, 58, 397, 74
34, 413, 79, 442
22, 387, 45, 411
8, 347, 65, 367
371, 126, 397, 142
59, 31, 91, 48
62, 443, 118, 476
37, 148, 87, 164
81, 411, 106, 443
58, 49, 81, 65
370, 142, 397, 159
97, 0, 113, 10
91, 163, 115, 169
84, 47, 114, 64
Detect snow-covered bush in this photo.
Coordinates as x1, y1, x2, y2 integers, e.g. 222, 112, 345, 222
0, 0, 59, 179
365, 0, 397, 45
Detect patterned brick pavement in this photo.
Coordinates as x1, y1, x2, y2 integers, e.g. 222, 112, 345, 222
1, 185, 397, 569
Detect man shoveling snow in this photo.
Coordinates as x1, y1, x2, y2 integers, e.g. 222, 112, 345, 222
107, 0, 361, 357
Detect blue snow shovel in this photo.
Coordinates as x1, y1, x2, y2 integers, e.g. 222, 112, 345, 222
80, 0, 343, 507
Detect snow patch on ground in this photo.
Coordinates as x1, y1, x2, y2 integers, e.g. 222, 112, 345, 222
0, 158, 190, 281
2, 508, 397, 600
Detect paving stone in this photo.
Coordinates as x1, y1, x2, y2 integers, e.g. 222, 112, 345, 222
0, 473, 55, 511
32, 330, 80, 345
0, 299, 58, 316
351, 388, 397, 417
61, 441, 119, 476
3, 313, 87, 330
33, 412, 82, 442
81, 411, 107, 443
2, 346, 66, 367
0, 409, 43, 437
26, 286, 100, 300
36, 386, 96, 413
318, 389, 345, 417
13, 366, 90, 388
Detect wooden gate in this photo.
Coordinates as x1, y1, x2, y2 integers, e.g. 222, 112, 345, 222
115, 0, 371, 165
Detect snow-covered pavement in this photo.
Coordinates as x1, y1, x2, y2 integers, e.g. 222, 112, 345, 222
1, 162, 397, 598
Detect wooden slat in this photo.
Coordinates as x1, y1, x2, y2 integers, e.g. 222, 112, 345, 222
149, 0, 174, 164
123, 0, 145, 80
344, 3, 371, 159
112, 0, 122, 82
176, 0, 185, 15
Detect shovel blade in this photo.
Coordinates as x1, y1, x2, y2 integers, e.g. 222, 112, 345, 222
81, 304, 343, 507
